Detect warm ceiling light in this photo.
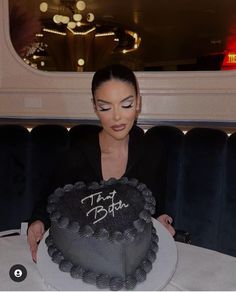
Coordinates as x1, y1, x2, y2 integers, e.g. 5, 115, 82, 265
73, 14, 82, 22
87, 13, 95, 22
76, 1, 86, 11
53, 14, 61, 24
95, 32, 115, 37
61, 16, 70, 24
39, 2, 48, 12
43, 28, 67, 35
78, 58, 85, 66
68, 26, 96, 35
68, 22, 77, 29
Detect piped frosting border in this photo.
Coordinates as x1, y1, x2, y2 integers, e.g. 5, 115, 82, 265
45, 225, 159, 290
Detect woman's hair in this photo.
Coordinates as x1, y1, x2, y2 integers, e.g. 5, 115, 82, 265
91, 64, 138, 98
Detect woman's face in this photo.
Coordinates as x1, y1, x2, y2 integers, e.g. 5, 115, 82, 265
93, 79, 140, 140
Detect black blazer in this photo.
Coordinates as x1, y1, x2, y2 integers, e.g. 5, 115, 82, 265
29, 125, 167, 229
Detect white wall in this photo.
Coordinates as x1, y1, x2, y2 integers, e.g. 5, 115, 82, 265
1, 0, 236, 125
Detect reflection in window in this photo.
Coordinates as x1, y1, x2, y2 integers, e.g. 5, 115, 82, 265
8, 0, 236, 72
9, 0, 141, 71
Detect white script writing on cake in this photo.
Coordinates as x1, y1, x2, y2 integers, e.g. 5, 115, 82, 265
81, 189, 129, 224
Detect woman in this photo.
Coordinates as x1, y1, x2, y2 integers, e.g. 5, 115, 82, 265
28, 64, 175, 262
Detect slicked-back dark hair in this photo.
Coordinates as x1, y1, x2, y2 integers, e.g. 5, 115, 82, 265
91, 64, 138, 98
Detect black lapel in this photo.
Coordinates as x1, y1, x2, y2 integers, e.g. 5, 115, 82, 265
126, 125, 145, 175
80, 132, 103, 181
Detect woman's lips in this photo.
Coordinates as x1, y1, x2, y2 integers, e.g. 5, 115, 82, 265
111, 124, 126, 131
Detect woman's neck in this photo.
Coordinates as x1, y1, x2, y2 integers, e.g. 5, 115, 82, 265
99, 130, 129, 180
99, 130, 129, 154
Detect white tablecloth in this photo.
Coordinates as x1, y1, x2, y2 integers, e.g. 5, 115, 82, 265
1, 234, 236, 291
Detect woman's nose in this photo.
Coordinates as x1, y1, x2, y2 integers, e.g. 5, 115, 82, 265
113, 107, 121, 121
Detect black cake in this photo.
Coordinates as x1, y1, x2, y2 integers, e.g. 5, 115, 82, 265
45, 177, 159, 290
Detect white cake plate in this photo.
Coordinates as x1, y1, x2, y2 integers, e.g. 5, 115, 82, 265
37, 219, 177, 291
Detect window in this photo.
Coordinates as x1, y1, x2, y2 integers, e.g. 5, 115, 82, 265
9, 0, 236, 72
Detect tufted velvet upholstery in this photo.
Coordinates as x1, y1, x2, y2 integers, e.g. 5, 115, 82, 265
221, 132, 236, 256
144, 126, 184, 218
145, 126, 235, 256
29, 125, 69, 210
1, 124, 236, 257
0, 125, 30, 230
174, 128, 227, 251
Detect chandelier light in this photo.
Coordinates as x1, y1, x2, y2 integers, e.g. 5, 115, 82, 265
67, 22, 77, 29
39, 2, 48, 13
73, 14, 82, 22
87, 13, 95, 22
61, 16, 70, 24
53, 15, 61, 24
78, 58, 85, 66
37, 0, 141, 63
76, 1, 86, 11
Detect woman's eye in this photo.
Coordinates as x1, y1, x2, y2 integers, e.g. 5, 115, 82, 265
98, 105, 111, 111
122, 101, 134, 108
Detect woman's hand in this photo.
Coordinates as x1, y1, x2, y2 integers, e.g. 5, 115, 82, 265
157, 214, 175, 236
27, 220, 45, 263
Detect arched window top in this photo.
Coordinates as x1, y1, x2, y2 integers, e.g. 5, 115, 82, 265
8, 0, 236, 72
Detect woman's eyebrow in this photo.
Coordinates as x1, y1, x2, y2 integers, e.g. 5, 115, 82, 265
121, 95, 134, 102
96, 95, 134, 104
96, 99, 111, 104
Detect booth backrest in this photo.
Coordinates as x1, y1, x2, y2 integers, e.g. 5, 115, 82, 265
0, 125, 30, 231
0, 124, 236, 257
145, 125, 235, 257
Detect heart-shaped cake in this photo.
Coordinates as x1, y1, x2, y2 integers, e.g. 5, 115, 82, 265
45, 177, 158, 290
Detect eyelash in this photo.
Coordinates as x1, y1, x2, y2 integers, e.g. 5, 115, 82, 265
98, 102, 134, 111
122, 103, 134, 109
99, 107, 110, 112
